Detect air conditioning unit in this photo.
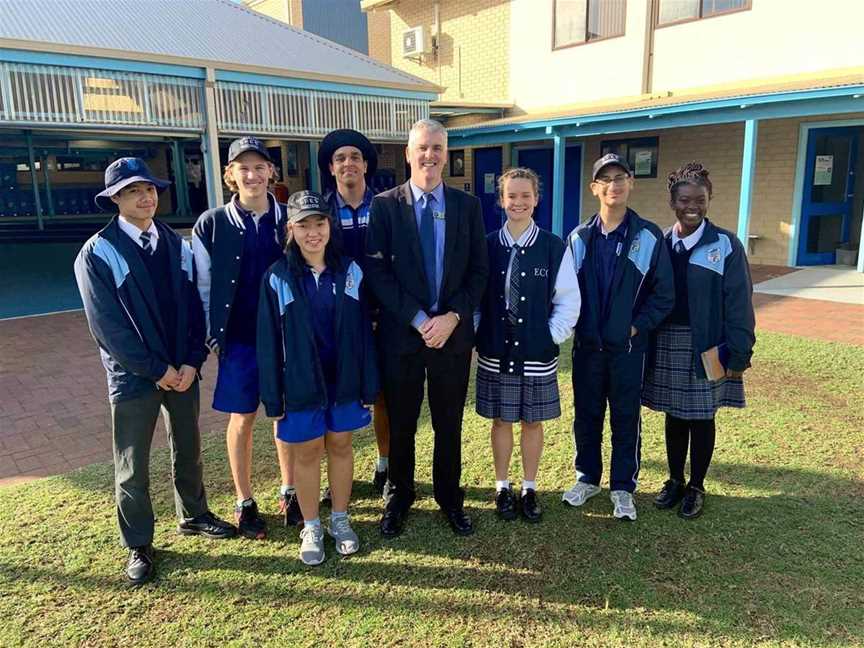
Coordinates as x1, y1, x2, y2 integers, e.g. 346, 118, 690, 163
402, 26, 431, 58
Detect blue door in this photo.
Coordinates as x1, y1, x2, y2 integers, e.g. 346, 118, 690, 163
517, 146, 581, 237
473, 147, 503, 233
798, 127, 858, 265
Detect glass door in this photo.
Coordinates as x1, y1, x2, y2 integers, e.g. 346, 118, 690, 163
797, 127, 858, 265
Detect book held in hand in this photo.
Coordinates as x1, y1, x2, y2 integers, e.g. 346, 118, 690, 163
701, 343, 730, 381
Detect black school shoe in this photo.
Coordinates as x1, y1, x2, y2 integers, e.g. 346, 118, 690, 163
520, 488, 542, 523
177, 511, 237, 539
678, 486, 706, 519
235, 499, 267, 539
443, 507, 474, 536
280, 492, 303, 527
654, 479, 686, 510
126, 545, 154, 586
372, 468, 388, 495
495, 487, 518, 521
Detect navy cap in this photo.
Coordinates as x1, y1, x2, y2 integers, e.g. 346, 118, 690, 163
94, 157, 170, 211
592, 153, 632, 181
317, 129, 378, 190
286, 190, 330, 224
228, 136, 272, 163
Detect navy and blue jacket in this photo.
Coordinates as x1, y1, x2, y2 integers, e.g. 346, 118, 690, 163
660, 218, 756, 376
568, 208, 675, 354
74, 217, 207, 403
192, 194, 286, 354
257, 253, 379, 418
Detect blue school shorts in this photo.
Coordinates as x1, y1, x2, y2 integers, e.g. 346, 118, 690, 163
276, 401, 371, 443
212, 342, 260, 414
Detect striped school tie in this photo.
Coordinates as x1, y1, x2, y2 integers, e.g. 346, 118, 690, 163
674, 240, 686, 255
508, 244, 521, 325
140, 230, 154, 255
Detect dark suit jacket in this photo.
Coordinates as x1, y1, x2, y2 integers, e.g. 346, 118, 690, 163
365, 181, 489, 355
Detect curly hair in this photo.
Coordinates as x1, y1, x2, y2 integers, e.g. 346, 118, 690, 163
497, 166, 542, 201
223, 160, 276, 194
667, 161, 713, 199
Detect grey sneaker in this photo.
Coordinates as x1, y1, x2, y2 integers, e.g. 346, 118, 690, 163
299, 524, 326, 565
610, 490, 637, 521
328, 515, 360, 556
562, 482, 601, 507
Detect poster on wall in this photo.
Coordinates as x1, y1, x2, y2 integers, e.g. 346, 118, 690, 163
814, 155, 833, 186
484, 173, 496, 194
634, 150, 653, 176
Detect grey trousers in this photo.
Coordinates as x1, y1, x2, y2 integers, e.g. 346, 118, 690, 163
111, 381, 208, 548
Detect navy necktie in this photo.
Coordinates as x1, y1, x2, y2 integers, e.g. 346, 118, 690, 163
420, 193, 437, 305
140, 230, 154, 255
674, 240, 686, 255
508, 244, 521, 325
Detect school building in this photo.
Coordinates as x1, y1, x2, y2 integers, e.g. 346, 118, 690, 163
361, 0, 864, 272
0, 0, 437, 318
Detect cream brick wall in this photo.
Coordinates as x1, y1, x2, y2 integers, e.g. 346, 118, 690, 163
242, 0, 301, 26
367, 10, 392, 65
381, 0, 509, 103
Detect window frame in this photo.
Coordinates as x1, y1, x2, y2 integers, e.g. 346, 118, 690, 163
551, 0, 628, 51
654, 0, 752, 30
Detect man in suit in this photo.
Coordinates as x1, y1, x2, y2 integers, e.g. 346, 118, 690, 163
75, 158, 236, 586
365, 119, 489, 538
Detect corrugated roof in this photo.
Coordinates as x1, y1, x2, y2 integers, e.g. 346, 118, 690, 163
449, 69, 864, 132
0, 0, 436, 92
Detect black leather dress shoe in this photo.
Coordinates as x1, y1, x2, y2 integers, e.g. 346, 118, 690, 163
380, 507, 404, 538
444, 508, 474, 536
678, 486, 705, 519
126, 545, 154, 586
520, 488, 542, 523
495, 487, 518, 521
654, 478, 686, 510
177, 511, 237, 539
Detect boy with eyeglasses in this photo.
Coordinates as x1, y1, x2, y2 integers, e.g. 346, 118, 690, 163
562, 153, 674, 521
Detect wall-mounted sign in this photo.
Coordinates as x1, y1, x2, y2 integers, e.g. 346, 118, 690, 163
814, 155, 833, 186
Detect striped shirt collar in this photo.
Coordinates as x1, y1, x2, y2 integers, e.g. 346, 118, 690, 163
335, 187, 374, 210
499, 219, 539, 248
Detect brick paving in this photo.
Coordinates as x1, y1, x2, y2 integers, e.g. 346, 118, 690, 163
1, 264, 861, 486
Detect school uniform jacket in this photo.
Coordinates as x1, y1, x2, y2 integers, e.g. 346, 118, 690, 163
257, 255, 379, 418
662, 218, 756, 376
191, 193, 286, 354
74, 217, 207, 403
568, 209, 675, 354
364, 181, 489, 355
476, 222, 580, 377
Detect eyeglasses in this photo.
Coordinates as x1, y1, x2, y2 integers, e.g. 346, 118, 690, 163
593, 174, 630, 187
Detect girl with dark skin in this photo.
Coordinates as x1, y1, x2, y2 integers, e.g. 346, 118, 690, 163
642, 162, 756, 519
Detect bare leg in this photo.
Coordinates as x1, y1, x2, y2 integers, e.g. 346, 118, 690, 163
373, 395, 390, 458
491, 418, 514, 482
293, 436, 325, 522
520, 421, 544, 483
325, 431, 354, 512
226, 412, 257, 501
274, 422, 295, 486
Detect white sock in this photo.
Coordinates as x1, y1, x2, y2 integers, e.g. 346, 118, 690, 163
495, 479, 510, 492
522, 480, 536, 495
304, 517, 320, 530
280, 484, 295, 496
376, 456, 389, 472
237, 497, 254, 508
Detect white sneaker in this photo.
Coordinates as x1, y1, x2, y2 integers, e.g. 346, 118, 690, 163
299, 524, 326, 565
328, 515, 360, 556
610, 490, 637, 521
562, 482, 601, 507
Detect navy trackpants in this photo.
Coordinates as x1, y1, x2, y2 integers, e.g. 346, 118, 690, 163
571, 345, 644, 493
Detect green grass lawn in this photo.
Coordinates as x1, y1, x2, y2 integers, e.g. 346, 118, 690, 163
2, 331, 862, 647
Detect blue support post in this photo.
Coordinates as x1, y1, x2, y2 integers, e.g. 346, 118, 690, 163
551, 133, 566, 237
737, 119, 758, 248
25, 131, 44, 230
308, 141, 320, 192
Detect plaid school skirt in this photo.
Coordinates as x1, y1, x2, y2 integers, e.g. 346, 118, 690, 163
476, 365, 561, 423
642, 324, 745, 420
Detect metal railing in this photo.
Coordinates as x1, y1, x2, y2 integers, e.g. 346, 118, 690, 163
0, 62, 205, 131
215, 81, 428, 140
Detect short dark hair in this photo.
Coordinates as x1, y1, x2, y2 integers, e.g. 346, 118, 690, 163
668, 161, 713, 199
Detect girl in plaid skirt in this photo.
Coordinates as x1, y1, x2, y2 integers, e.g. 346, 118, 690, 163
475, 168, 581, 523
642, 162, 756, 519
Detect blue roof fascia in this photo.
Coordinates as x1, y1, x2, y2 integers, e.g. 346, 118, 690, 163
448, 85, 864, 140
215, 70, 437, 101
448, 129, 552, 148
0, 48, 206, 79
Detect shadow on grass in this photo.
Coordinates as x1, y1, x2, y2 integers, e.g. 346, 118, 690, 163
12, 458, 864, 645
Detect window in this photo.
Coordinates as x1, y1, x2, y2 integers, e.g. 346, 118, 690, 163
600, 137, 660, 178
657, 0, 749, 27
553, 0, 626, 49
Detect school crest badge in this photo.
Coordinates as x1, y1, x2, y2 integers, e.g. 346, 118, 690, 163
707, 247, 721, 263
345, 273, 355, 292
630, 238, 641, 255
